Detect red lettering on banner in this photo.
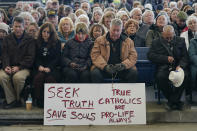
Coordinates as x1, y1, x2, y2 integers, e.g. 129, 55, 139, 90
46, 109, 66, 119
115, 105, 125, 110
48, 87, 55, 98
70, 111, 96, 121
62, 100, 94, 109
112, 89, 131, 96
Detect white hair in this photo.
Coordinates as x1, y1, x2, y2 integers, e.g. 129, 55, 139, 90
130, 8, 142, 17
81, 1, 90, 13
144, 4, 153, 11
116, 11, 129, 19
169, 2, 177, 8
186, 16, 197, 26
76, 14, 90, 27
142, 10, 155, 20
18, 12, 35, 23
163, 25, 175, 33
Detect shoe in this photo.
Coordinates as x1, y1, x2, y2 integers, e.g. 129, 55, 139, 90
3, 100, 18, 109
176, 101, 184, 111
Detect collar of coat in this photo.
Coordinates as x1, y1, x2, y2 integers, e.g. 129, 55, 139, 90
103, 32, 128, 45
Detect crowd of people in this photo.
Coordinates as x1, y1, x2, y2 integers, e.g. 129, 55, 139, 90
0, 0, 196, 111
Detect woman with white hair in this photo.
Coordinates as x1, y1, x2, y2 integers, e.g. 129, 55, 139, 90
142, 10, 154, 25
146, 14, 168, 47
169, 1, 177, 9
144, 3, 153, 10
18, 12, 35, 30
76, 14, 90, 28
116, 11, 130, 29
180, 16, 197, 50
91, 7, 103, 24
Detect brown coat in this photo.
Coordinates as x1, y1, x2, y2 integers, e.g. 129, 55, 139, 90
91, 33, 137, 70
2, 32, 35, 69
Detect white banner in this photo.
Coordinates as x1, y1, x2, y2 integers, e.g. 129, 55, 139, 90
44, 83, 146, 125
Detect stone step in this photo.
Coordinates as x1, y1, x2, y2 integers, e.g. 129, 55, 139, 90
0, 102, 197, 124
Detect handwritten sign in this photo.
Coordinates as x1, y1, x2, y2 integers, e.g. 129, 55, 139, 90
44, 83, 146, 125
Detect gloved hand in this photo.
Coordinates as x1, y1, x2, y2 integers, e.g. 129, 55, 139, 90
113, 63, 126, 72
104, 64, 116, 75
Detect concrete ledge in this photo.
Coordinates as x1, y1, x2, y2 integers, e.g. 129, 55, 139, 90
0, 102, 197, 124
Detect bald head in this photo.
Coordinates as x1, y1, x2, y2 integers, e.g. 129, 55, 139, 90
162, 25, 175, 42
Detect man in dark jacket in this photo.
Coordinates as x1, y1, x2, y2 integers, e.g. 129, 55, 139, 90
148, 25, 189, 110
0, 17, 35, 109
172, 11, 188, 36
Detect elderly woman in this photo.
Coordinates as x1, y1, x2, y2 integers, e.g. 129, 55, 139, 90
146, 14, 168, 47
33, 22, 61, 108
170, 8, 179, 24
76, 14, 90, 28
188, 35, 197, 92
163, 8, 171, 17
99, 11, 115, 32
75, 9, 87, 17
62, 22, 92, 83
180, 16, 197, 50
31, 10, 40, 24
89, 23, 105, 42
27, 22, 39, 39
124, 18, 146, 47
91, 7, 103, 24
18, 12, 35, 30
68, 13, 77, 25
116, 11, 130, 29
142, 10, 154, 26
58, 17, 75, 49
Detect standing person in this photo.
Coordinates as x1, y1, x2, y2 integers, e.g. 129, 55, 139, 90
91, 19, 138, 83
148, 25, 189, 110
33, 22, 61, 108
62, 22, 92, 83
0, 17, 35, 109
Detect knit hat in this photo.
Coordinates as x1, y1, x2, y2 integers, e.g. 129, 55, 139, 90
0, 23, 9, 34
177, 11, 188, 21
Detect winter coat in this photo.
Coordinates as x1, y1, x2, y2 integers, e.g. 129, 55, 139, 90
35, 40, 61, 72
145, 24, 162, 47
62, 37, 92, 68
188, 36, 197, 89
148, 36, 189, 71
172, 22, 188, 36
91, 32, 137, 70
2, 32, 35, 69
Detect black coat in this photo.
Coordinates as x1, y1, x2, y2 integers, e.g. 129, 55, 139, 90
62, 37, 92, 68
35, 40, 61, 72
147, 36, 189, 71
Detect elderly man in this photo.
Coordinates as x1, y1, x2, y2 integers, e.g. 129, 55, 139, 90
91, 18, 137, 83
81, 1, 92, 20
0, 17, 35, 109
148, 25, 189, 110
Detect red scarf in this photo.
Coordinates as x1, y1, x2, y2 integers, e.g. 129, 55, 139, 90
75, 34, 88, 42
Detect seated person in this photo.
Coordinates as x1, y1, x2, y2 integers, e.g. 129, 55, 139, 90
0, 17, 35, 109
33, 22, 61, 108
62, 22, 92, 83
148, 25, 189, 110
91, 18, 137, 83
188, 35, 197, 92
